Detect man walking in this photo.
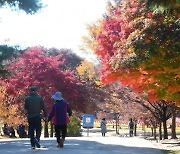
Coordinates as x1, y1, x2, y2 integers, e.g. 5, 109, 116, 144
25, 86, 47, 149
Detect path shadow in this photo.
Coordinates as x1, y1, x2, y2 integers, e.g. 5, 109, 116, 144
0, 138, 164, 154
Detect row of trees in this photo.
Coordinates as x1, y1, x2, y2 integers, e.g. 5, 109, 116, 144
0, 46, 126, 134
0, 47, 89, 123
0, 0, 127, 135
83, 0, 180, 139
0, 0, 179, 140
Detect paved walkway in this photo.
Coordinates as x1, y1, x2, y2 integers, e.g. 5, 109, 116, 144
0, 136, 164, 154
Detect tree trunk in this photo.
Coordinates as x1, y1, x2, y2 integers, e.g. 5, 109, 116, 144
161, 103, 169, 139
171, 107, 177, 139
151, 127, 154, 136
162, 118, 168, 139
153, 127, 156, 140
44, 121, 49, 137
134, 120, 137, 136
50, 121, 54, 137
159, 122, 162, 140
115, 114, 118, 134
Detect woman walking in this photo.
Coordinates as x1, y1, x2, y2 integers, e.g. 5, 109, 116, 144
48, 91, 72, 148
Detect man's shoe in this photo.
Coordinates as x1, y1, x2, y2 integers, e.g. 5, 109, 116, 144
57, 143, 60, 148
34, 138, 41, 148
32, 147, 35, 149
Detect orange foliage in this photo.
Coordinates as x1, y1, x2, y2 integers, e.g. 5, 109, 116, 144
147, 89, 158, 102
0, 86, 26, 127
168, 85, 180, 93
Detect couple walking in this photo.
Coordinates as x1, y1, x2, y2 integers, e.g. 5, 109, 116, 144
25, 86, 72, 149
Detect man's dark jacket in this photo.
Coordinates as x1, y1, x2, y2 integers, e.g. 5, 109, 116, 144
25, 92, 46, 118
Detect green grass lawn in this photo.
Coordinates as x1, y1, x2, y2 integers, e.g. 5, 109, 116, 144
164, 150, 180, 154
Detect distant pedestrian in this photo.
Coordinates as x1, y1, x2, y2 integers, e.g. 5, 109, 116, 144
128, 118, 134, 137
100, 118, 107, 136
48, 91, 72, 148
17, 124, 27, 138
3, 124, 8, 136
8, 126, 16, 138
25, 86, 47, 149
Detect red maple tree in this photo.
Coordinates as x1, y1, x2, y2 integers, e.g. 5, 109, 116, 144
3, 47, 85, 114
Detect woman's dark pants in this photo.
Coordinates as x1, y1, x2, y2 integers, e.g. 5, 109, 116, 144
55, 125, 67, 143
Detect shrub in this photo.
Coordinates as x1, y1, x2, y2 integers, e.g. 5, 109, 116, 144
67, 116, 81, 137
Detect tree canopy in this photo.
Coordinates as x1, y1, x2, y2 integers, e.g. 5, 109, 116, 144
83, 0, 180, 106
2, 47, 86, 113
0, 0, 43, 14
0, 0, 44, 75
0, 45, 19, 76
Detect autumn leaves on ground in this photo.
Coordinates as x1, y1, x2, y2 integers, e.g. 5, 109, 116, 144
0, 0, 180, 153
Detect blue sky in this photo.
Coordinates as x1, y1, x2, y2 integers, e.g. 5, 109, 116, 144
0, 0, 107, 61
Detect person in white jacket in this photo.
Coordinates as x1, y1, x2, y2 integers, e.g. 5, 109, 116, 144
100, 118, 107, 136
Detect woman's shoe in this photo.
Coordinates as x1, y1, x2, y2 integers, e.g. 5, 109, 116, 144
59, 138, 64, 148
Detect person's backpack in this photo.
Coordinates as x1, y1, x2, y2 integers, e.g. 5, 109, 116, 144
129, 121, 134, 129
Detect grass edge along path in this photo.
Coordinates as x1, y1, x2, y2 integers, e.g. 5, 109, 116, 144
163, 150, 180, 154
